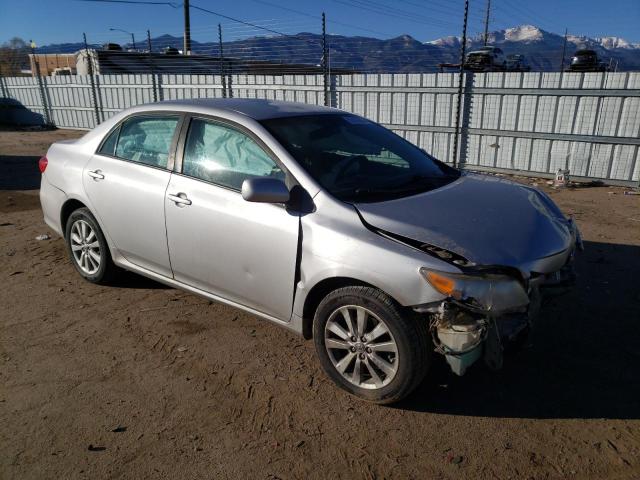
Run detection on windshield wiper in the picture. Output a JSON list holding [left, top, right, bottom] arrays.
[[338, 173, 459, 202], [400, 173, 459, 184], [346, 182, 432, 200]]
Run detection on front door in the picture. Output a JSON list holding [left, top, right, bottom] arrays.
[[83, 114, 181, 277], [164, 117, 300, 320]]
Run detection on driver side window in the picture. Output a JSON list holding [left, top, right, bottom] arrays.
[[182, 118, 284, 190]]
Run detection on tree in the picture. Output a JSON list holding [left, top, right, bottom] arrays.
[[0, 37, 30, 76]]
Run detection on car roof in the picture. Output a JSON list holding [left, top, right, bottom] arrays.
[[143, 98, 341, 120]]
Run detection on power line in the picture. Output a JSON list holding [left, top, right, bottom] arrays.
[[333, 0, 460, 29], [246, 0, 393, 37], [78, 0, 322, 44], [78, 0, 180, 7], [396, 0, 487, 22], [189, 2, 322, 46]]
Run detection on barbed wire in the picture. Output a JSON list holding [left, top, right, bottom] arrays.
[[1, 0, 624, 78]]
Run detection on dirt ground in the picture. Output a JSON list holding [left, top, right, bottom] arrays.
[[1, 127, 639, 480]]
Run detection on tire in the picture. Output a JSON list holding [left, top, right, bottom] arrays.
[[312, 286, 431, 404], [65, 207, 118, 284]]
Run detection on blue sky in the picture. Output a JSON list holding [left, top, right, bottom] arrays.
[[1, 0, 638, 47]]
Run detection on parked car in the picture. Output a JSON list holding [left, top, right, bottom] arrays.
[[567, 49, 607, 72], [505, 54, 531, 72], [464, 46, 506, 72], [52, 67, 74, 76], [103, 43, 123, 51], [39, 99, 581, 403]]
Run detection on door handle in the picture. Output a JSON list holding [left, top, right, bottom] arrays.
[[87, 170, 105, 180], [167, 192, 192, 206]]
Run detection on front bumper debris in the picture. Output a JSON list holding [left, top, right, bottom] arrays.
[[418, 253, 576, 376]]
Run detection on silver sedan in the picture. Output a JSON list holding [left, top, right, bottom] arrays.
[[39, 99, 581, 403]]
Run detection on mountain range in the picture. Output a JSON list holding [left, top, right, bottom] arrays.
[[37, 25, 640, 72]]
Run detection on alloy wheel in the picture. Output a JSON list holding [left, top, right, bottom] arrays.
[[324, 305, 399, 390], [70, 219, 101, 275]]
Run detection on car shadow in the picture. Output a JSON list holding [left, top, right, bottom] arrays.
[[0, 98, 45, 127], [395, 240, 640, 420], [0, 155, 43, 190]]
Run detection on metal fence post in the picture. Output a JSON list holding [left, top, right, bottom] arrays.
[[458, 73, 474, 167], [218, 23, 227, 98], [227, 60, 233, 99], [83, 33, 101, 126], [560, 28, 568, 72], [322, 12, 329, 107], [329, 74, 337, 109], [31, 46, 53, 126], [452, 0, 469, 167], [147, 30, 158, 102]]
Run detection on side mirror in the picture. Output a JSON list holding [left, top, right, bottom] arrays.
[[241, 178, 290, 204]]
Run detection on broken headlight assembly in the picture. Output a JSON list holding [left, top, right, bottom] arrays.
[[420, 268, 530, 313], [419, 269, 532, 376]]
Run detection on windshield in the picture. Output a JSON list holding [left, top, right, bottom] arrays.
[[260, 114, 460, 202]]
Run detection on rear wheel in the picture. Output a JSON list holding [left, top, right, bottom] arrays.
[[65, 207, 118, 284], [313, 286, 430, 404]]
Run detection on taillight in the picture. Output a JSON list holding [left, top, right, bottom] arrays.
[[39, 156, 48, 173]]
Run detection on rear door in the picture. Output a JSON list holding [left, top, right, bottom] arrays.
[[164, 116, 300, 320], [83, 113, 182, 277]]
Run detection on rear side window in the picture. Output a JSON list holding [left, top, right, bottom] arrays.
[[113, 116, 179, 168], [182, 118, 284, 190], [99, 126, 120, 156]]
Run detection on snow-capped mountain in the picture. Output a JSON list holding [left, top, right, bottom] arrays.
[[427, 25, 640, 71], [430, 25, 639, 51], [590, 36, 639, 50], [426, 36, 461, 48], [503, 25, 544, 42]]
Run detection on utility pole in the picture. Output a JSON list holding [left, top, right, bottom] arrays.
[[559, 28, 568, 72], [452, 0, 469, 168], [322, 12, 329, 107], [483, 0, 491, 46], [218, 23, 227, 98], [184, 0, 192, 55], [109, 28, 136, 50]]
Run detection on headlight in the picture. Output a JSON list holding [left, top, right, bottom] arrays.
[[420, 268, 529, 313]]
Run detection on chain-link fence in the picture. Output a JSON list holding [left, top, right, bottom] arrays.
[[1, 8, 639, 185]]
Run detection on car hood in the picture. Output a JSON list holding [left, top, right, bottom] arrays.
[[355, 174, 574, 270]]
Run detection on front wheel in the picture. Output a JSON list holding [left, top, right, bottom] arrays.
[[313, 286, 431, 404]]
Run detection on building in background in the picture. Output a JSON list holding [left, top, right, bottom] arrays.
[[74, 49, 355, 76], [29, 53, 76, 76]]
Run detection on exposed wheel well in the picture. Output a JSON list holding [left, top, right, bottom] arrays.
[[60, 199, 87, 236], [301, 277, 377, 339]]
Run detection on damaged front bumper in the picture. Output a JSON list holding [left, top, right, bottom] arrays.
[[415, 252, 578, 376]]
